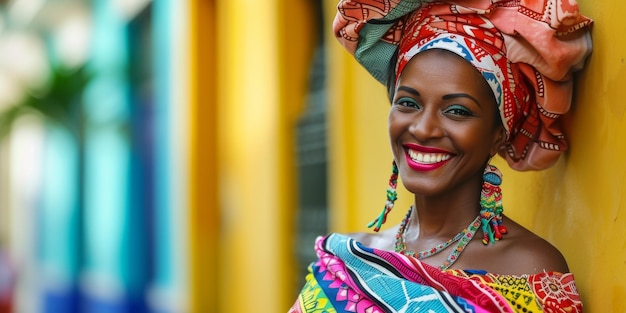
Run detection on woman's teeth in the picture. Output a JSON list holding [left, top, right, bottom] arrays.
[[408, 149, 451, 164]]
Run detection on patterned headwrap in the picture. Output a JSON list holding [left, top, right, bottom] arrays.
[[333, 0, 592, 170]]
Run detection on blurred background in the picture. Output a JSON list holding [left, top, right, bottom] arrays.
[[0, 0, 623, 312]]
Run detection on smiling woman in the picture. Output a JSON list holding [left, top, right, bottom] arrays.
[[389, 50, 505, 198], [290, 0, 593, 312]]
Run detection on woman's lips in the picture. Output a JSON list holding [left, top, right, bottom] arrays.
[[403, 143, 453, 171]]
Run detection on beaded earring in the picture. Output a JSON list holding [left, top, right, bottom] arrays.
[[367, 161, 399, 232], [480, 164, 508, 244]]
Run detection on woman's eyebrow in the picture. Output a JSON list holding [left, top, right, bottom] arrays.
[[397, 86, 420, 96], [442, 93, 481, 107]]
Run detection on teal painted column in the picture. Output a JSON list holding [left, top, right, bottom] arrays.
[[39, 124, 81, 313], [80, 0, 147, 310], [151, 0, 188, 311]]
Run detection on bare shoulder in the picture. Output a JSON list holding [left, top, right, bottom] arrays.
[[495, 216, 569, 275]]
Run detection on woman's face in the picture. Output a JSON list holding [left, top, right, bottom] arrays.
[[389, 49, 506, 197]]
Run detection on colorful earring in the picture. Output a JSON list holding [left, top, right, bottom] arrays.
[[480, 164, 508, 245], [367, 161, 399, 232]]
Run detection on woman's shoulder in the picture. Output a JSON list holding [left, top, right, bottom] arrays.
[[484, 216, 569, 275]]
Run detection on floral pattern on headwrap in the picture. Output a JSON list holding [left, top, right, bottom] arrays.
[[333, 0, 593, 171]]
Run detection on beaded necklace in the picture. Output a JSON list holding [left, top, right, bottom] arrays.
[[394, 206, 481, 270]]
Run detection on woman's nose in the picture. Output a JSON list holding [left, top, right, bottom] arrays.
[[409, 110, 444, 139]]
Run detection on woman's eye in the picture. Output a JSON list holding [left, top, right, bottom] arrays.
[[394, 97, 421, 109], [444, 105, 473, 116]]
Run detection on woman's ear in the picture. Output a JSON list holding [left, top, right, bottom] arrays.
[[490, 126, 507, 157]]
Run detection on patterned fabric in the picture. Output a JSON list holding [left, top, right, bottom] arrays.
[[289, 234, 582, 313], [333, 0, 593, 171]]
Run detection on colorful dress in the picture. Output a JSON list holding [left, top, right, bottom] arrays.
[[289, 234, 582, 313]]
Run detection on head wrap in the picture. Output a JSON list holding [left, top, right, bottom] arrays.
[[333, 0, 592, 171]]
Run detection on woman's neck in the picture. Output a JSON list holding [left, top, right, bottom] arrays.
[[407, 182, 482, 239]]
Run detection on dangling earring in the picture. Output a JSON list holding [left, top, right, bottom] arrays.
[[480, 164, 508, 245], [367, 161, 399, 232]]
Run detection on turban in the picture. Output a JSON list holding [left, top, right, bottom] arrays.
[[333, 0, 593, 170]]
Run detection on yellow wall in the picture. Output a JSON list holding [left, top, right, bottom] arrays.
[[188, 1, 219, 312], [324, 0, 625, 311], [215, 1, 287, 311], [191, 1, 315, 312]]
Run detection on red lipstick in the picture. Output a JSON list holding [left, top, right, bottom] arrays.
[[403, 143, 453, 172]]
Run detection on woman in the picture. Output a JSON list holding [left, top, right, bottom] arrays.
[[290, 0, 592, 312]]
